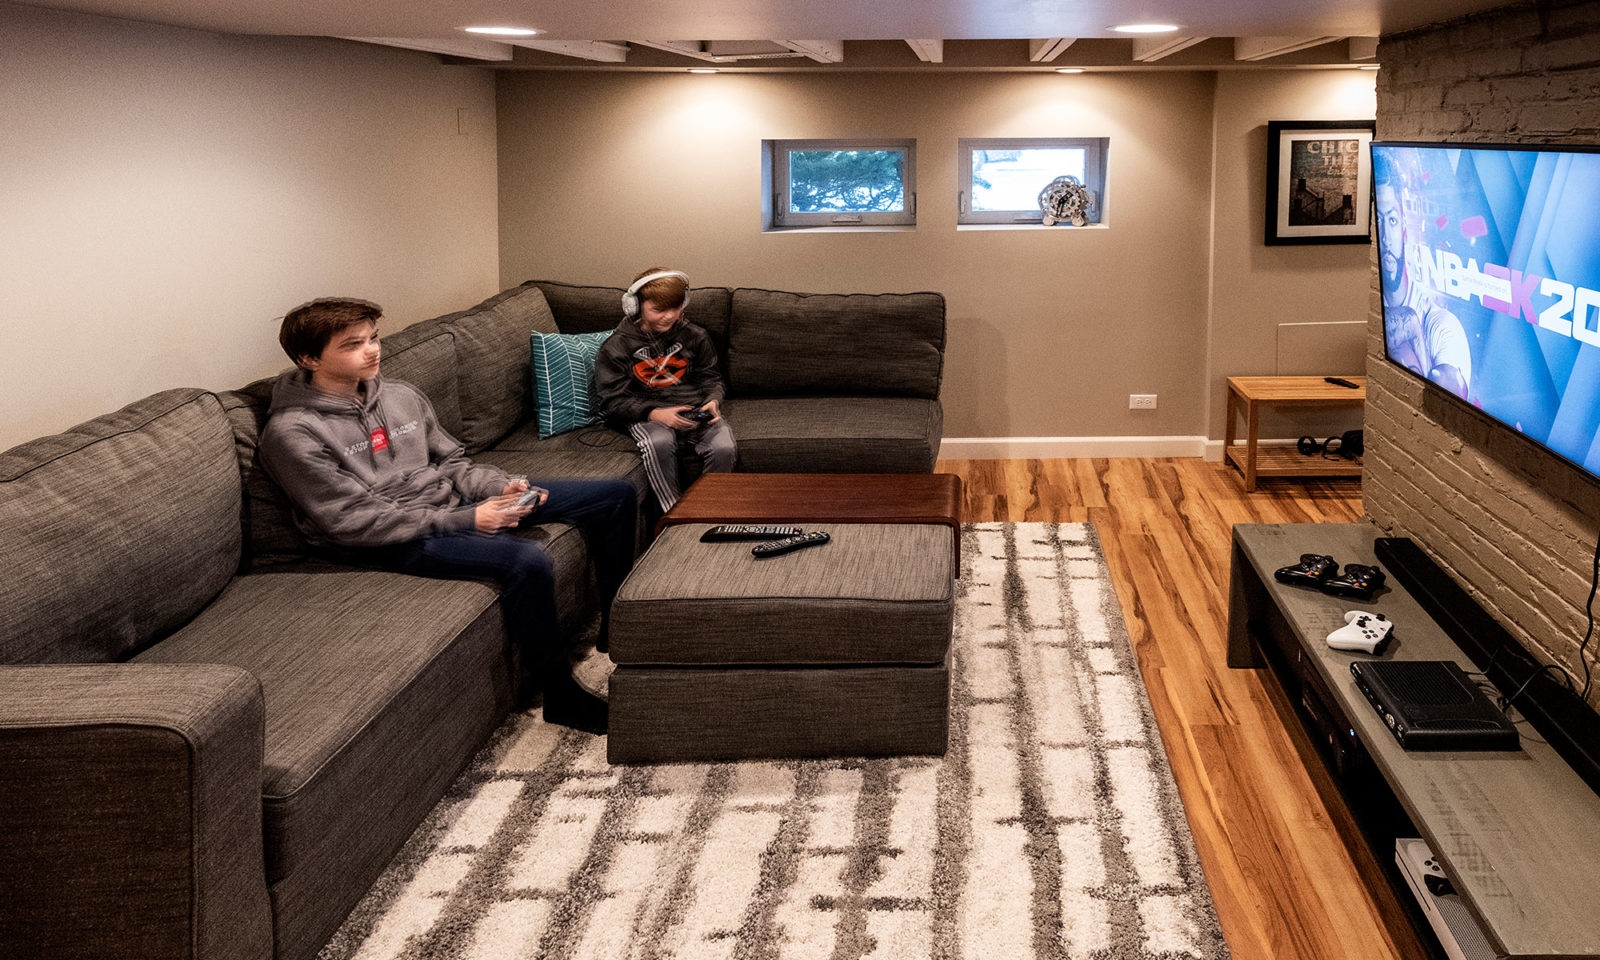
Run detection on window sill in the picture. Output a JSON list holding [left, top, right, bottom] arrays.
[[764, 224, 917, 234], [956, 223, 1110, 232]]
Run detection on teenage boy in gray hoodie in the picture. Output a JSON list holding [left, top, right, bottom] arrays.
[[593, 268, 736, 511], [259, 297, 632, 735]]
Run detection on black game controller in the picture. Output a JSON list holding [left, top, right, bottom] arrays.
[[1273, 553, 1339, 588], [684, 408, 714, 423], [1320, 563, 1386, 601]]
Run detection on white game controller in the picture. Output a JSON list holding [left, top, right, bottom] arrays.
[[1327, 610, 1393, 653]]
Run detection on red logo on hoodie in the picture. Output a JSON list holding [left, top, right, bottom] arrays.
[[370, 427, 389, 452]]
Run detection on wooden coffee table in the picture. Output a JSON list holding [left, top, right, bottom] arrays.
[[659, 473, 964, 562]]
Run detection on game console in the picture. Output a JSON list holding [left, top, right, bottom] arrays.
[[1394, 838, 1494, 960], [1349, 660, 1519, 751]]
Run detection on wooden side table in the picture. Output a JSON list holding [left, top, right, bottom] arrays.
[[1224, 376, 1365, 491]]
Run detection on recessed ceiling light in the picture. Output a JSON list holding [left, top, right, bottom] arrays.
[[1358, 64, 1381, 70], [463, 26, 538, 36], [1056, 68, 1085, 74], [688, 68, 719, 74], [1112, 23, 1180, 34]]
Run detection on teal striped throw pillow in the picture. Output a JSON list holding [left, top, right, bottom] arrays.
[[530, 330, 612, 438]]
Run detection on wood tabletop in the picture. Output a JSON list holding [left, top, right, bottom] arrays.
[[1227, 375, 1367, 404], [1233, 522, 1600, 959]]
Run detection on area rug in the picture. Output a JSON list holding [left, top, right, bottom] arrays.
[[318, 522, 1230, 960]]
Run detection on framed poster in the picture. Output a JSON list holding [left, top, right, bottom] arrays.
[[1265, 120, 1375, 245]]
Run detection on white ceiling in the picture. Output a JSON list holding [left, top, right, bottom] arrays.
[[19, 0, 1511, 67]]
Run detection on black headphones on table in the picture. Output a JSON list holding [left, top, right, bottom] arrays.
[[1298, 429, 1364, 460]]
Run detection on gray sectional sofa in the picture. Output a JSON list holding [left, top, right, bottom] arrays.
[[0, 280, 945, 960]]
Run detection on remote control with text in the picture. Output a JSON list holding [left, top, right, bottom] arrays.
[[700, 524, 804, 542]]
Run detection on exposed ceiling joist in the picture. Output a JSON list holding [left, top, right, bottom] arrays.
[[1028, 38, 1077, 62], [905, 39, 944, 62], [512, 38, 629, 62], [1233, 35, 1344, 60], [630, 39, 720, 62], [779, 40, 845, 63], [345, 36, 513, 61], [1130, 36, 1207, 62], [1348, 36, 1379, 60]]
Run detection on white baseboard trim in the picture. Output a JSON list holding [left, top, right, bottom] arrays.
[[938, 436, 1210, 460], [1201, 438, 1303, 462], [938, 436, 1307, 462]]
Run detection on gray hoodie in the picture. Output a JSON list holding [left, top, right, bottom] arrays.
[[259, 369, 510, 548]]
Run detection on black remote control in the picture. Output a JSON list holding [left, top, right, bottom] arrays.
[[700, 524, 803, 542], [1324, 377, 1359, 389], [751, 531, 830, 557]]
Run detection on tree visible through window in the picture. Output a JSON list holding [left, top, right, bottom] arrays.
[[768, 139, 917, 227], [789, 150, 905, 213]]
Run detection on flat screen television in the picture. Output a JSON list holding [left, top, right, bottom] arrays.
[[1372, 140, 1600, 477]]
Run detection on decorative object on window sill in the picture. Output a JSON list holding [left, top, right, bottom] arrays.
[[1038, 174, 1096, 226]]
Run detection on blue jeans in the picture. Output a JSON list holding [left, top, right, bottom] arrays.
[[357, 479, 637, 679]]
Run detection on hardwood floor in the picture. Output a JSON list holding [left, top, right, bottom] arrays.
[[935, 457, 1428, 960]]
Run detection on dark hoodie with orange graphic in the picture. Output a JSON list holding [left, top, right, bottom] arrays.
[[259, 368, 510, 548], [593, 317, 725, 428]]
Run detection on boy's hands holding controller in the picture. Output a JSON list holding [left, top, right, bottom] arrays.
[[475, 478, 546, 533], [649, 400, 721, 430]]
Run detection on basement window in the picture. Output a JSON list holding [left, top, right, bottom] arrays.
[[958, 138, 1109, 225], [768, 139, 917, 227]]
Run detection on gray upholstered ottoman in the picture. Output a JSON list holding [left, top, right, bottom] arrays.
[[607, 522, 955, 763]]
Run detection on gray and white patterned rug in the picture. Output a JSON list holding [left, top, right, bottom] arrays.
[[319, 522, 1230, 960]]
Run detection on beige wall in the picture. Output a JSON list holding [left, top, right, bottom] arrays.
[[1366, 0, 1600, 702], [497, 68, 1376, 444], [0, 4, 500, 450], [497, 70, 1224, 441], [1207, 70, 1376, 441]]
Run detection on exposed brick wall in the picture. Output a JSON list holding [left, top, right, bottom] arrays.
[[1367, 0, 1600, 702]]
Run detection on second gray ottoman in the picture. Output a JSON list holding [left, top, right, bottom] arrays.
[[607, 522, 954, 763]]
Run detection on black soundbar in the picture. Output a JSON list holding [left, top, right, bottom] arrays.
[[1374, 537, 1600, 795]]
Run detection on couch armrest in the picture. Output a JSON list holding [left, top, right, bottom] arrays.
[[0, 664, 273, 960]]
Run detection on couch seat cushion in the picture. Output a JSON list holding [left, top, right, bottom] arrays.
[[0, 389, 241, 665], [721, 396, 942, 473], [727, 289, 945, 398], [132, 568, 508, 884], [610, 522, 954, 667], [379, 319, 463, 440], [435, 284, 558, 454]]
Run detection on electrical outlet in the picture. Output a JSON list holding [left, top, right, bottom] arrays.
[[1129, 394, 1157, 410]]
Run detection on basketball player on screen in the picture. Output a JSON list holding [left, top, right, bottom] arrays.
[[1375, 159, 1471, 400]]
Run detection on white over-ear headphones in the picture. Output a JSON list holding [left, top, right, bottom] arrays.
[[622, 270, 691, 320]]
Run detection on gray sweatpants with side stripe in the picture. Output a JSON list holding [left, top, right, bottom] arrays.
[[628, 419, 737, 511]]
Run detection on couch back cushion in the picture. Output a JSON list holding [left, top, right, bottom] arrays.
[[529, 280, 734, 377], [0, 389, 242, 664], [380, 318, 463, 440], [435, 284, 558, 453], [219, 380, 311, 571], [727, 289, 946, 398]]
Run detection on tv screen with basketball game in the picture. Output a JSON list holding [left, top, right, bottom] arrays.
[[1373, 141, 1600, 477]]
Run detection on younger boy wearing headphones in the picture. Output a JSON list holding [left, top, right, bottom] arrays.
[[594, 268, 736, 511]]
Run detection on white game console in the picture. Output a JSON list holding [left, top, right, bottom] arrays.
[[1393, 838, 1494, 960]]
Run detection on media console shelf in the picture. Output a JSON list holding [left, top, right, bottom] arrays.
[[1229, 522, 1600, 959]]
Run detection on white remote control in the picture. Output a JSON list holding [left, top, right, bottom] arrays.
[[1327, 610, 1393, 653]]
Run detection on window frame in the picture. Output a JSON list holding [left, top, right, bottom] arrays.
[[770, 138, 918, 227], [958, 137, 1109, 225]]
